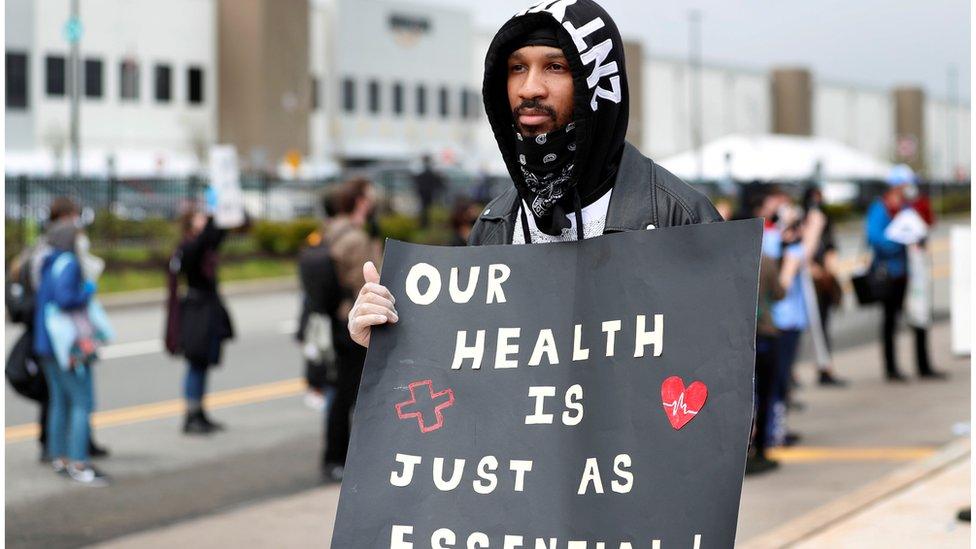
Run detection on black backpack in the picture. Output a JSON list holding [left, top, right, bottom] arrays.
[[298, 241, 342, 317], [5, 329, 47, 402], [5, 248, 37, 325]]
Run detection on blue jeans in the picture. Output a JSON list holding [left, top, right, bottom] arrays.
[[184, 364, 209, 402], [40, 357, 93, 462], [766, 328, 803, 447]]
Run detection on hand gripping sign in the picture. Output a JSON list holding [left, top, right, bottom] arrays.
[[332, 219, 762, 548]]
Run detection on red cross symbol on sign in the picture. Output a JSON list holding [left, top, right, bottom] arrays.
[[395, 380, 455, 434]]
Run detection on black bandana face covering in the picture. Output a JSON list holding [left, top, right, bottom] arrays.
[[513, 121, 577, 224]]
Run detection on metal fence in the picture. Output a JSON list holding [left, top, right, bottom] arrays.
[[3, 175, 335, 255], [4, 175, 331, 223]]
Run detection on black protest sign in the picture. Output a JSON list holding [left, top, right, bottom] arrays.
[[331, 219, 763, 548]]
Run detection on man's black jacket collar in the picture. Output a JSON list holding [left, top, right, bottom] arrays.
[[469, 142, 723, 246]]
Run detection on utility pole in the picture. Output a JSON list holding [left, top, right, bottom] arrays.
[[66, 0, 82, 178], [941, 66, 958, 217], [688, 10, 703, 183]]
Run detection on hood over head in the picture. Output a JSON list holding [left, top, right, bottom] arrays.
[[482, 0, 629, 235], [45, 219, 80, 253]]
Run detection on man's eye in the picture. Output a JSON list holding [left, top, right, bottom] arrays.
[[548, 63, 566, 72], [510, 64, 526, 73]]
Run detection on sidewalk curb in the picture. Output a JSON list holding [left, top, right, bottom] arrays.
[[98, 276, 298, 311], [742, 436, 971, 549]]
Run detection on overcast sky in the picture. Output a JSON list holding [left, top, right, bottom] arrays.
[[411, 0, 970, 102]]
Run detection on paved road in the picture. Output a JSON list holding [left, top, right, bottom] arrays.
[[81, 322, 970, 549], [4, 221, 966, 547]]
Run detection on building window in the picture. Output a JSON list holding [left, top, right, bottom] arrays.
[[154, 64, 171, 102], [460, 89, 470, 119], [438, 86, 449, 118], [120, 60, 140, 101], [342, 78, 356, 113], [187, 66, 204, 105], [46, 55, 66, 97], [84, 59, 103, 98], [368, 80, 380, 114], [6, 52, 28, 109], [311, 77, 319, 111], [416, 84, 426, 117], [392, 82, 404, 115], [470, 90, 481, 119]]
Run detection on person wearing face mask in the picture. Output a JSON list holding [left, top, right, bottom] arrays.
[[866, 166, 944, 382], [802, 186, 846, 387], [33, 211, 110, 485], [168, 203, 236, 435], [16, 197, 110, 464], [767, 202, 826, 447], [320, 178, 383, 483], [347, 0, 722, 349]]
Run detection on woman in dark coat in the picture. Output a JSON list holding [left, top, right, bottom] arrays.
[[169, 208, 234, 434]]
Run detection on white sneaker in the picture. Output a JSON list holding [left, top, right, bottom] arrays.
[[304, 391, 326, 412], [67, 463, 110, 487]]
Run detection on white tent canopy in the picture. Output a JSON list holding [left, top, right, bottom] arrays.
[[658, 134, 893, 182]]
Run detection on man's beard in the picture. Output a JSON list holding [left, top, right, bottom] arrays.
[[513, 99, 559, 136]]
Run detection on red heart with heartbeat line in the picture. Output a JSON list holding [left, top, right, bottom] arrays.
[[660, 376, 708, 430]]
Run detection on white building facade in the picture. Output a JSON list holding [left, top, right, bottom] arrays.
[[640, 55, 970, 182], [4, 0, 969, 182], [5, 0, 216, 176], [309, 0, 481, 168]]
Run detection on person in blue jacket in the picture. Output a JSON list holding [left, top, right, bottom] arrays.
[[33, 218, 109, 486], [866, 166, 943, 381]]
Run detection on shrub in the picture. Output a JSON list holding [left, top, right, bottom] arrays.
[[378, 213, 420, 242], [252, 218, 318, 256], [822, 203, 857, 222]]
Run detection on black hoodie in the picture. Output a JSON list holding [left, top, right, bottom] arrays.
[[483, 0, 628, 235]]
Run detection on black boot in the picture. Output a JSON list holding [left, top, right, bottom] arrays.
[[200, 410, 226, 432], [89, 438, 110, 459], [183, 411, 215, 435]]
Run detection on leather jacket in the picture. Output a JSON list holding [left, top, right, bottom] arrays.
[[469, 142, 723, 246]]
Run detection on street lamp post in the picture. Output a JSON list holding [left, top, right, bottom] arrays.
[[688, 10, 703, 184], [67, 0, 82, 179]]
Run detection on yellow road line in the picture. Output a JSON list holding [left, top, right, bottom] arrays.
[[5, 378, 306, 443], [768, 446, 936, 463]]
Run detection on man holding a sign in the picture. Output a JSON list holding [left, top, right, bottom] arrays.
[[350, 0, 720, 342], [336, 1, 761, 546]]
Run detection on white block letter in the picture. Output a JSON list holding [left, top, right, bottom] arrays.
[[432, 528, 457, 549], [451, 330, 485, 370], [449, 266, 480, 303], [467, 533, 490, 549], [601, 320, 621, 356], [577, 457, 604, 494], [405, 263, 441, 305], [503, 536, 524, 549], [433, 457, 465, 491], [486, 264, 511, 304], [611, 454, 633, 493], [562, 17, 605, 52], [635, 314, 664, 358], [526, 386, 556, 424], [391, 525, 414, 548], [473, 456, 498, 495], [390, 453, 422, 487], [510, 459, 533, 492], [495, 327, 521, 369], [573, 323, 590, 361], [528, 328, 560, 366], [563, 384, 584, 426]]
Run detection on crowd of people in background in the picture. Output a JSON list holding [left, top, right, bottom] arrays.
[[733, 164, 947, 476], [4, 158, 951, 488], [7, 197, 112, 485]]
